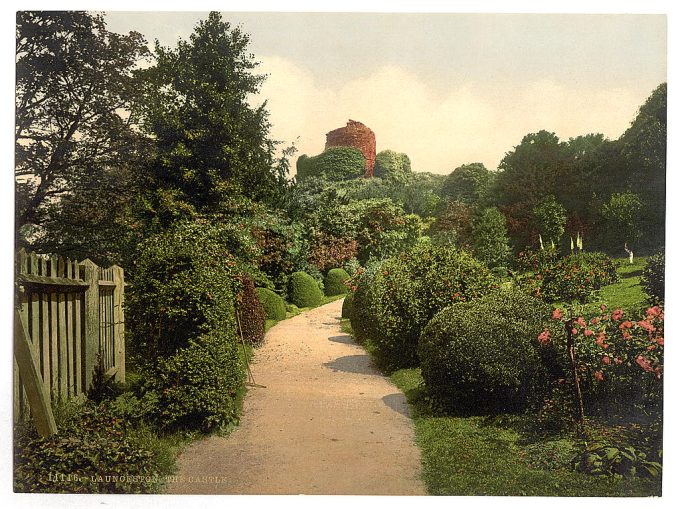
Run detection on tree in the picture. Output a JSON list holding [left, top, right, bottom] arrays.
[[470, 207, 511, 268], [15, 11, 149, 238], [441, 163, 493, 205], [532, 195, 567, 247], [137, 12, 287, 226], [600, 192, 643, 253], [373, 150, 412, 182]]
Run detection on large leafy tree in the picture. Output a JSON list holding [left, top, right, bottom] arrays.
[[15, 11, 149, 240], [441, 162, 493, 206], [137, 12, 287, 226]]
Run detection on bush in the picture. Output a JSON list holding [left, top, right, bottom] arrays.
[[235, 274, 266, 345], [540, 252, 618, 303], [418, 287, 555, 412], [642, 250, 664, 305], [296, 147, 366, 182], [145, 331, 244, 431], [352, 244, 497, 370], [288, 271, 324, 308], [309, 233, 358, 272], [515, 247, 559, 273], [349, 261, 385, 344], [256, 287, 287, 321], [469, 207, 511, 268], [14, 401, 173, 493], [126, 221, 244, 431], [342, 293, 354, 318], [325, 268, 350, 296]]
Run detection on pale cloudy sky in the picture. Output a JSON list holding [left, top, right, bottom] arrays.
[[106, 12, 666, 174]]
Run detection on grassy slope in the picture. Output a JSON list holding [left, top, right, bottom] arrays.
[[341, 260, 661, 496]]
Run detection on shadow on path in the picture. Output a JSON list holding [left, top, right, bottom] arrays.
[[382, 393, 411, 418], [328, 334, 355, 345], [324, 355, 377, 375]]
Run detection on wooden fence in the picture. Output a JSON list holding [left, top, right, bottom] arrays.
[[14, 249, 126, 434]]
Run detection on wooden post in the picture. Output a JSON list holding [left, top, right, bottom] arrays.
[[81, 259, 100, 393], [112, 265, 126, 383], [14, 309, 57, 436]]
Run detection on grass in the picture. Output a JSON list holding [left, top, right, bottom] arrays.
[[341, 318, 661, 497]]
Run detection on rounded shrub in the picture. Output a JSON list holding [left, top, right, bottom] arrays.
[[540, 252, 618, 303], [325, 268, 350, 296], [418, 287, 555, 413], [256, 287, 287, 321], [236, 274, 266, 346], [349, 261, 384, 344], [342, 292, 354, 318], [642, 250, 664, 305], [288, 271, 324, 308], [353, 244, 498, 370]]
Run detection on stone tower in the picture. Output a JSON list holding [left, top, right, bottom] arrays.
[[324, 120, 376, 177]]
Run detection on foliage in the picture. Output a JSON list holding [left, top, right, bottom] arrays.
[[429, 201, 474, 248], [296, 147, 366, 182], [543, 305, 664, 416], [137, 12, 287, 225], [341, 293, 354, 319], [324, 268, 351, 296], [373, 149, 412, 182], [144, 330, 244, 431], [15, 12, 150, 233], [540, 252, 619, 303], [515, 247, 559, 273], [573, 442, 662, 479], [469, 207, 511, 268], [441, 163, 493, 205], [351, 244, 497, 369], [418, 287, 555, 412], [308, 232, 358, 272], [236, 274, 266, 346], [126, 220, 240, 360], [532, 195, 567, 246], [14, 401, 173, 493], [348, 260, 385, 344], [288, 271, 324, 308], [641, 250, 664, 305], [256, 287, 287, 321], [600, 192, 643, 251]]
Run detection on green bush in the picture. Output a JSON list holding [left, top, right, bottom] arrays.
[[418, 287, 555, 412], [256, 287, 287, 321], [352, 244, 497, 370], [642, 250, 664, 304], [126, 221, 244, 431], [349, 261, 384, 344], [342, 292, 354, 318], [14, 401, 173, 493], [469, 207, 511, 268], [145, 331, 244, 431], [236, 274, 266, 345], [288, 271, 324, 308], [540, 252, 618, 303], [325, 268, 350, 296]]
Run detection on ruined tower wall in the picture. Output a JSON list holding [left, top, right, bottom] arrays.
[[324, 120, 376, 177]]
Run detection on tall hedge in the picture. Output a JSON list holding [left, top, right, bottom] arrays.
[[352, 244, 497, 370], [236, 274, 266, 345], [126, 221, 244, 430], [418, 287, 556, 412], [288, 271, 323, 308], [642, 250, 664, 305]]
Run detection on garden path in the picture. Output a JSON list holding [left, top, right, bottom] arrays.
[[165, 298, 426, 495]]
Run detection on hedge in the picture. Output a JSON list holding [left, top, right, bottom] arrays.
[[288, 271, 324, 308], [236, 274, 266, 345], [325, 268, 350, 296], [256, 287, 287, 321]]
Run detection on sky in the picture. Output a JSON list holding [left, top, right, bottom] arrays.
[[105, 11, 666, 175]]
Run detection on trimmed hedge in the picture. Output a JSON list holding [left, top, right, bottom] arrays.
[[351, 244, 497, 370], [256, 287, 287, 321], [236, 274, 266, 345], [325, 268, 350, 296], [288, 271, 323, 308], [642, 250, 664, 305], [418, 287, 556, 412], [342, 292, 354, 319]]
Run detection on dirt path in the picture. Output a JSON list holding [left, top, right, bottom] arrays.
[[166, 299, 426, 495]]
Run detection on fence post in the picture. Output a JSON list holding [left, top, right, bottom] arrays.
[[14, 309, 57, 436], [112, 265, 126, 383], [81, 259, 99, 393]]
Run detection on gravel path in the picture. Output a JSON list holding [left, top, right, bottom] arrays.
[[166, 298, 426, 495]]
